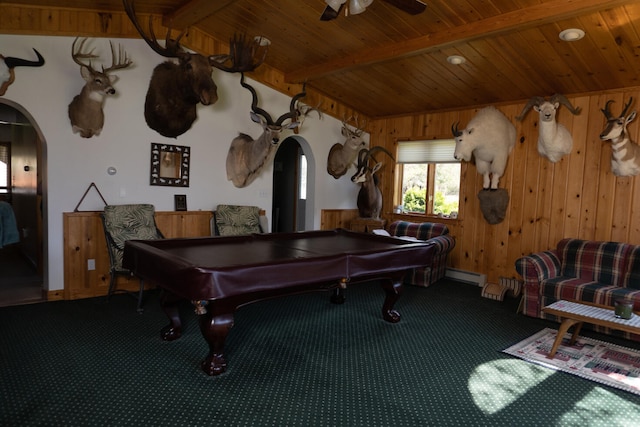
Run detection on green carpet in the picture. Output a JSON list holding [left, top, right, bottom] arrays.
[[1, 279, 640, 426]]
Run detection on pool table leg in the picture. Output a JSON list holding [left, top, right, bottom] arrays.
[[198, 311, 235, 376], [159, 290, 183, 341], [380, 274, 404, 323]]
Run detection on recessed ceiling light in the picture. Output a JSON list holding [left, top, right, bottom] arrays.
[[254, 36, 271, 46], [447, 55, 466, 65], [559, 28, 585, 42]]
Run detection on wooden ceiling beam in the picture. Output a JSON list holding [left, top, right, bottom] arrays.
[[162, 0, 237, 29], [285, 0, 633, 83]]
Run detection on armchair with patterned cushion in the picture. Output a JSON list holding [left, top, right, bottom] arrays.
[[212, 204, 268, 236], [101, 204, 163, 313]]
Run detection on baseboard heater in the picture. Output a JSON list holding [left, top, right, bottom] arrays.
[[445, 268, 487, 287]]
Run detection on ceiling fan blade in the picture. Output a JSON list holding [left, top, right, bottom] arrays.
[[381, 0, 427, 15], [320, 4, 345, 21]]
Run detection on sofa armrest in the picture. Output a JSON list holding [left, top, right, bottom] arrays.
[[515, 250, 561, 288], [429, 234, 455, 255]]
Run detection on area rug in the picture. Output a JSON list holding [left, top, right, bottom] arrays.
[[503, 328, 640, 396]]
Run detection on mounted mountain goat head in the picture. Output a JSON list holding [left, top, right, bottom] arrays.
[[68, 37, 132, 138], [351, 146, 395, 219], [327, 116, 368, 179], [0, 48, 45, 96], [226, 74, 308, 188], [516, 93, 581, 162], [452, 106, 516, 190], [123, 0, 268, 138], [599, 97, 640, 177]]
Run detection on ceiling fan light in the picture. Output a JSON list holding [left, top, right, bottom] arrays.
[[349, 0, 373, 15], [325, 0, 347, 12], [447, 55, 466, 65]]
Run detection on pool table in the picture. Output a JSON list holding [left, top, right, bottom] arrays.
[[123, 228, 434, 376]]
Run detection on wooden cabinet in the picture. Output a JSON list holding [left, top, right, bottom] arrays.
[[63, 211, 213, 300]]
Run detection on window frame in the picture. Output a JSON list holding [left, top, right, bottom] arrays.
[[394, 138, 461, 218]]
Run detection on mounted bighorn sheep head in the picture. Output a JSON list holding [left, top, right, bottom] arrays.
[[226, 73, 309, 188], [123, 0, 268, 138], [351, 146, 395, 219], [599, 97, 640, 177], [327, 116, 368, 179], [516, 93, 581, 162], [68, 37, 133, 138], [0, 48, 45, 96]]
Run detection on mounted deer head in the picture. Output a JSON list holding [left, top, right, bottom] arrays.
[[351, 146, 395, 219], [123, 0, 268, 138], [68, 37, 132, 138], [226, 73, 307, 188], [327, 115, 367, 179], [0, 48, 45, 96]]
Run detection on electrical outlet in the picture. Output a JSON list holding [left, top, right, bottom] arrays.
[[87, 259, 96, 271]]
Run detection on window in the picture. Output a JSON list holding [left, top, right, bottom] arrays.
[[395, 139, 460, 217]]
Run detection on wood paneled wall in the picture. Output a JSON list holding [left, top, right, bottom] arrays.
[[62, 210, 212, 300], [369, 89, 640, 285]]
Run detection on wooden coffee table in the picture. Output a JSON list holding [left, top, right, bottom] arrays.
[[542, 300, 640, 359]]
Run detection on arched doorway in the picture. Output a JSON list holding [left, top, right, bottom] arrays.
[[0, 100, 47, 306], [272, 136, 315, 233]]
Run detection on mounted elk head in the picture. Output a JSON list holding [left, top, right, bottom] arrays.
[[0, 48, 45, 96], [516, 93, 581, 162], [123, 0, 268, 138], [327, 116, 367, 179], [599, 97, 640, 177], [226, 73, 308, 188], [351, 146, 395, 219], [68, 38, 132, 138]]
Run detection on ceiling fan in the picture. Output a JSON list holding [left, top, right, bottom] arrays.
[[320, 0, 427, 21]]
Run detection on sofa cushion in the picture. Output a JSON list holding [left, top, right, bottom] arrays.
[[624, 246, 640, 289], [389, 221, 449, 240], [558, 238, 631, 287]]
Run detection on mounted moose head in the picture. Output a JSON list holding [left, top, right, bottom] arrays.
[[68, 38, 133, 138], [0, 48, 45, 96], [123, 0, 268, 138], [351, 146, 395, 219], [327, 116, 367, 179], [226, 73, 308, 188], [599, 97, 640, 177]]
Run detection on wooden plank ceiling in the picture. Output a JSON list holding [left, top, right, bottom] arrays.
[[5, 0, 640, 118]]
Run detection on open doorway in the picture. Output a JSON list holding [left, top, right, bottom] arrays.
[[0, 100, 46, 306], [272, 136, 315, 233]]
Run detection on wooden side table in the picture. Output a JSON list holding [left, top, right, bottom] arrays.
[[349, 218, 386, 233]]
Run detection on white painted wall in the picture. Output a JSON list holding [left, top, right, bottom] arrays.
[[0, 34, 365, 292]]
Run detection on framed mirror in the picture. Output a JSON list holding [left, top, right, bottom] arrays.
[[150, 143, 190, 187]]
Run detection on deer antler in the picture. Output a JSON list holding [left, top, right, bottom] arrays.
[[240, 72, 274, 123], [275, 82, 307, 126], [210, 33, 269, 73], [71, 37, 99, 68], [102, 41, 133, 73]]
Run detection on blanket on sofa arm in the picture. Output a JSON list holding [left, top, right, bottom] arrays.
[[516, 238, 640, 339], [388, 221, 455, 287]]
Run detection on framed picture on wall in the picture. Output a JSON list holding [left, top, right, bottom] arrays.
[[150, 143, 190, 187], [174, 194, 187, 211]]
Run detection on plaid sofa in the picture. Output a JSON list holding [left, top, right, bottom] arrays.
[[516, 238, 640, 337], [388, 221, 455, 287]]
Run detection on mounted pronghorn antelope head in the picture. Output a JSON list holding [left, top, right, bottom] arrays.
[[327, 115, 368, 179], [351, 146, 395, 219], [123, 0, 268, 138], [67, 37, 133, 138], [226, 73, 307, 188], [0, 48, 45, 96], [599, 97, 640, 177]]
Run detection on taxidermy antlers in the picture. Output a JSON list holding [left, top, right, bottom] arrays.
[[226, 73, 307, 188], [327, 116, 367, 179], [351, 146, 395, 219], [516, 93, 581, 162], [0, 48, 45, 96], [123, 0, 268, 138], [599, 97, 640, 177], [68, 38, 132, 138]]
